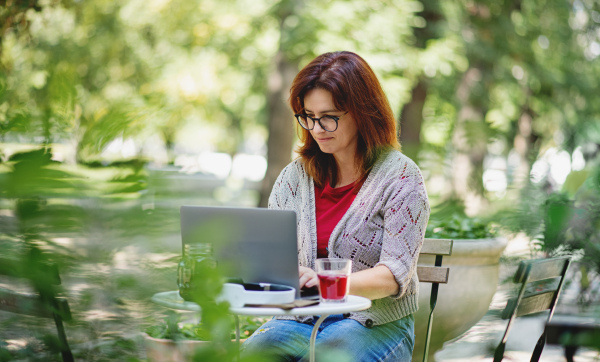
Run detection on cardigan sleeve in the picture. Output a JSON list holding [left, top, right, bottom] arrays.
[[267, 161, 301, 210], [375, 171, 430, 300], [267, 170, 284, 210]]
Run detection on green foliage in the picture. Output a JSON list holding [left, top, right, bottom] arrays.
[[145, 313, 264, 342], [231, 317, 267, 340], [542, 192, 574, 252], [425, 198, 497, 239], [500, 161, 600, 274], [426, 213, 496, 239], [146, 311, 211, 341], [559, 164, 600, 273], [0, 345, 10, 362]]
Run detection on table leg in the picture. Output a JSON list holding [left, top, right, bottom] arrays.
[[234, 315, 240, 343], [310, 315, 328, 362], [234, 315, 241, 362]]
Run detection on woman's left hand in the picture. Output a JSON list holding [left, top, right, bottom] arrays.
[[298, 266, 319, 289]]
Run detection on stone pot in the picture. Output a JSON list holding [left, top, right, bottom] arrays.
[[412, 237, 508, 361], [144, 333, 210, 362], [144, 333, 247, 362]]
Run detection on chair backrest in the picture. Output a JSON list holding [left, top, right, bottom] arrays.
[[416, 238, 453, 362], [417, 238, 453, 283], [0, 256, 73, 362], [493, 256, 571, 362]]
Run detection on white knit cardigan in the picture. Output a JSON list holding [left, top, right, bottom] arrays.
[[268, 149, 430, 327]]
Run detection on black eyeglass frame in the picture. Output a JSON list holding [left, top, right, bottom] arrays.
[[294, 112, 348, 132]]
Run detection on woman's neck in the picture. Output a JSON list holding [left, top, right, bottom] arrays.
[[334, 158, 360, 188]]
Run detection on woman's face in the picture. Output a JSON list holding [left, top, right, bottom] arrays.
[[303, 88, 359, 163]]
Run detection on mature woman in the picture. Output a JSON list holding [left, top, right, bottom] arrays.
[[243, 51, 430, 361]]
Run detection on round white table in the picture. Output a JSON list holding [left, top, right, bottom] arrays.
[[152, 291, 372, 362]]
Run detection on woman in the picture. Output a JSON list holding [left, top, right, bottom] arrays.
[[243, 51, 430, 361]]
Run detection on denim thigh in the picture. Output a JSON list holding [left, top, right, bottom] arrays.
[[242, 314, 415, 362], [241, 318, 313, 361], [310, 314, 415, 362]]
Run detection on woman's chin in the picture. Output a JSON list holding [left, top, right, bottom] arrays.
[[317, 145, 335, 154]]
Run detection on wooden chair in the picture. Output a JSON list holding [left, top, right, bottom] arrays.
[[416, 238, 453, 362], [0, 256, 73, 362], [493, 256, 571, 362]]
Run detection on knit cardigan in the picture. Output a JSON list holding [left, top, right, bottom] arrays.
[[268, 149, 430, 327]]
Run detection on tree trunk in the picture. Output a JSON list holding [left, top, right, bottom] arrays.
[[397, 0, 443, 160], [451, 67, 488, 215], [511, 104, 539, 189], [399, 79, 427, 161], [258, 51, 298, 207]]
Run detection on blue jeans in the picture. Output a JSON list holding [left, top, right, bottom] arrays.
[[241, 314, 415, 362]]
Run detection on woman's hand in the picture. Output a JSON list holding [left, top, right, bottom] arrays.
[[298, 266, 319, 289]]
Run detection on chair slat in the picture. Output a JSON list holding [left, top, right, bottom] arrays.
[[417, 266, 450, 284], [514, 257, 569, 283], [421, 238, 453, 256], [501, 291, 555, 319], [0, 288, 72, 320]]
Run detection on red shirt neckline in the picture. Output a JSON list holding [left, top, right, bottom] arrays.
[[314, 181, 358, 258]]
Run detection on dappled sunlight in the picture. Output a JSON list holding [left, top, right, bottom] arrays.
[[81, 310, 122, 322], [4, 339, 28, 350], [77, 263, 113, 277], [502, 233, 534, 258], [113, 245, 145, 271], [51, 237, 77, 248], [68, 282, 98, 295], [143, 252, 180, 268]]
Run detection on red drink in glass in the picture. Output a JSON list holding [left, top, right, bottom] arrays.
[[318, 273, 349, 301], [316, 258, 352, 303]]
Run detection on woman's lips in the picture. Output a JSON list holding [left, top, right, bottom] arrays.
[[316, 137, 333, 142]]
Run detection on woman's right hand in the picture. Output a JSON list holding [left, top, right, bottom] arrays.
[[299, 266, 319, 289]]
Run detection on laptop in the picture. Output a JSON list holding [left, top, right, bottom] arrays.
[[180, 205, 319, 300]]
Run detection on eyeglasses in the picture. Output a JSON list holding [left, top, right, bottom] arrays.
[[294, 112, 347, 132]]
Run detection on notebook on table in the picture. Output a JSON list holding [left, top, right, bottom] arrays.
[[180, 205, 319, 300]]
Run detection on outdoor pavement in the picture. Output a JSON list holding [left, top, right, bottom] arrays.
[[433, 235, 599, 362]]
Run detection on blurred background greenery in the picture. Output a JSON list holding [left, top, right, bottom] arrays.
[[1, 0, 600, 360]]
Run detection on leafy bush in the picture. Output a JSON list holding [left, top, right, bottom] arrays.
[[543, 164, 600, 273], [425, 198, 497, 239], [145, 312, 264, 341], [145, 315, 210, 341], [426, 213, 496, 239]]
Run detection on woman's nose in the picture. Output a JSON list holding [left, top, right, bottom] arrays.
[[312, 120, 326, 133]]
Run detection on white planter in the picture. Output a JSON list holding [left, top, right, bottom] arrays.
[[144, 333, 247, 361], [412, 237, 508, 361], [144, 333, 210, 362]]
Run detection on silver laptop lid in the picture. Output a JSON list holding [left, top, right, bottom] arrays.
[[180, 206, 302, 298]]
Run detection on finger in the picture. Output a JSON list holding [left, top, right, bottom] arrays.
[[299, 273, 310, 288], [298, 266, 308, 276], [305, 275, 319, 288], [298, 266, 313, 276]]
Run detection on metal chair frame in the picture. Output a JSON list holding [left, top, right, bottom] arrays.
[[417, 238, 453, 362], [493, 256, 571, 362]]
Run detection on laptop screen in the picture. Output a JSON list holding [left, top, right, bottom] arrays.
[[180, 206, 303, 298]]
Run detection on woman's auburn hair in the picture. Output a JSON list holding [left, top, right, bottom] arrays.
[[289, 51, 400, 189]]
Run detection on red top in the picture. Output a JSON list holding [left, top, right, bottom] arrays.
[[314, 181, 358, 258]]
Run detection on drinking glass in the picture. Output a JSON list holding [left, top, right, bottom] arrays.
[[315, 258, 352, 303]]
